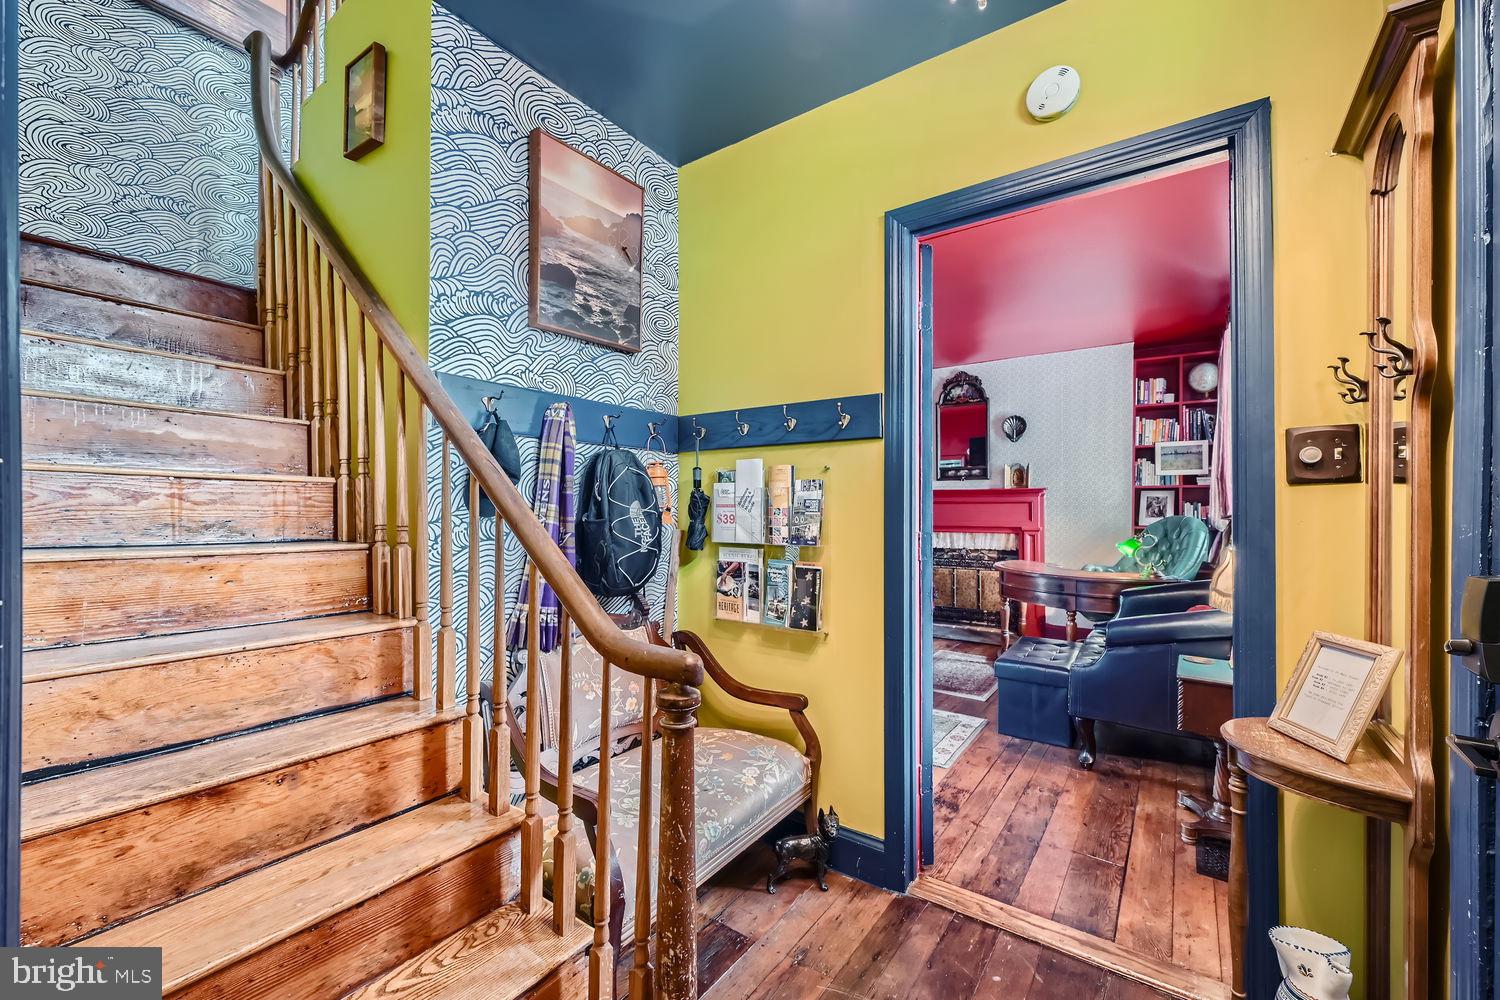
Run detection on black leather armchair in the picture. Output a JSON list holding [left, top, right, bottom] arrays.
[[1068, 580, 1232, 770]]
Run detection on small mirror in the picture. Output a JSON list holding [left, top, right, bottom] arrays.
[[937, 371, 989, 481]]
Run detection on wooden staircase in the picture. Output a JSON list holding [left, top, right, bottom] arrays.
[[17, 237, 587, 998]]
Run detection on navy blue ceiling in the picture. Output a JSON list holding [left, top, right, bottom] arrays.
[[441, 0, 1066, 166]]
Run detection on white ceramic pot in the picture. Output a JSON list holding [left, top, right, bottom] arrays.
[[1270, 926, 1353, 1000]]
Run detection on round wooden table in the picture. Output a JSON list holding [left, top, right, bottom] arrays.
[[995, 559, 1151, 641]]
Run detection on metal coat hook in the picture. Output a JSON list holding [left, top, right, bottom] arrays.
[[1328, 357, 1370, 405], [734, 411, 750, 436], [481, 389, 505, 413], [783, 405, 797, 432], [836, 401, 851, 430], [646, 421, 665, 452], [1359, 317, 1414, 400], [691, 417, 707, 442]]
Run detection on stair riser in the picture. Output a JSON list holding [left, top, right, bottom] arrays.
[[22, 284, 264, 366], [22, 237, 259, 324], [24, 547, 370, 648], [20, 718, 462, 947], [23, 627, 413, 772], [23, 335, 284, 416], [23, 394, 308, 476], [171, 833, 517, 999], [24, 470, 334, 546], [523, 953, 588, 1000]]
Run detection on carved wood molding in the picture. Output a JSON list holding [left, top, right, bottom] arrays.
[[1334, 0, 1443, 155]]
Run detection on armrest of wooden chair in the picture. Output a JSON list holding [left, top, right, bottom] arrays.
[[670, 628, 823, 832]]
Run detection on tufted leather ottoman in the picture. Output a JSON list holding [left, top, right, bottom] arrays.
[[992, 636, 1087, 748]]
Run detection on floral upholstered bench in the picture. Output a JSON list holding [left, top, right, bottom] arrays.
[[502, 624, 821, 947]]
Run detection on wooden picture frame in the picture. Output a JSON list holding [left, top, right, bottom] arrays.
[[528, 129, 646, 353], [1155, 438, 1211, 476], [343, 42, 387, 160], [1268, 631, 1403, 762]]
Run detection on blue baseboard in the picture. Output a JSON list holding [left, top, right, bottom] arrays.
[[829, 827, 905, 892]]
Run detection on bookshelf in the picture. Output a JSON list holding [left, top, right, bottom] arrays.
[[1131, 337, 1223, 532]]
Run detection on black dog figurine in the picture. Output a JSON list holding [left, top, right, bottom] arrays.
[[768, 807, 839, 893]]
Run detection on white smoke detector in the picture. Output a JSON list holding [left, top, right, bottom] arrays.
[[1026, 65, 1080, 122]]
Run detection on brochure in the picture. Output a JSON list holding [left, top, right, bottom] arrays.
[[742, 548, 763, 623], [790, 479, 824, 546], [763, 558, 793, 628], [767, 464, 794, 545], [789, 563, 823, 632], [715, 547, 757, 620], [711, 482, 737, 543], [734, 458, 765, 544]]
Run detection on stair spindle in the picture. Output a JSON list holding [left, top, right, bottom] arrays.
[[332, 271, 352, 541], [488, 516, 507, 815], [369, 342, 391, 615], [463, 474, 484, 802], [520, 563, 545, 913], [306, 238, 325, 476], [258, 169, 271, 365], [320, 254, 337, 477], [589, 661, 615, 999], [629, 672, 657, 1000], [393, 374, 414, 618], [436, 435, 457, 710], [286, 206, 304, 418], [553, 607, 576, 935], [353, 312, 370, 544], [412, 408, 433, 702]]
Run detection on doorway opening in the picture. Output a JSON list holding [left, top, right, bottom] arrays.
[[883, 101, 1278, 998], [921, 153, 1234, 990]]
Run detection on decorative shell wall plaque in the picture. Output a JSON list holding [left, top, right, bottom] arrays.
[[1001, 415, 1028, 443]]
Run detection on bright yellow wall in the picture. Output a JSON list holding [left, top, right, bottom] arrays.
[[677, 0, 1448, 989], [293, 0, 430, 348]]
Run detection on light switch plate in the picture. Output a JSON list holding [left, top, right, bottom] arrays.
[[1285, 424, 1362, 484]]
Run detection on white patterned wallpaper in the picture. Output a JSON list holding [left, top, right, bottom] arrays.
[[935, 343, 1134, 569], [19, 0, 262, 286], [429, 6, 680, 701]]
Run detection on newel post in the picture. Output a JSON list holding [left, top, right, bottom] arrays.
[[655, 681, 700, 1000]]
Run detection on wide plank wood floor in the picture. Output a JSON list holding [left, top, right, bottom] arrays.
[[633, 845, 1173, 1000], [928, 640, 1230, 984]]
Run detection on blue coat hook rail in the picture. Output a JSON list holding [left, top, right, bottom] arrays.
[[438, 373, 678, 451], [439, 374, 882, 455], [678, 393, 884, 451]]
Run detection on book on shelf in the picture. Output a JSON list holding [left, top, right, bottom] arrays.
[[1134, 458, 1162, 486], [1134, 377, 1176, 404], [767, 464, 794, 545], [1134, 415, 1180, 445], [763, 558, 793, 628], [790, 479, 824, 546], [1182, 500, 1210, 521], [789, 563, 823, 632], [1184, 406, 1217, 440]]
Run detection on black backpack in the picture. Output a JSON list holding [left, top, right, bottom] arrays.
[[576, 446, 663, 608]]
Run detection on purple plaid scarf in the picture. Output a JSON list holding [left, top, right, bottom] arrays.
[[508, 402, 576, 653]]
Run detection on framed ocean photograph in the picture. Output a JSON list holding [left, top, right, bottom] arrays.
[[343, 42, 387, 160], [528, 129, 645, 353]]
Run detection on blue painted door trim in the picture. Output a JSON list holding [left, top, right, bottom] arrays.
[[918, 241, 935, 869], [884, 100, 1279, 995], [1451, 0, 1498, 995], [0, 0, 20, 949]]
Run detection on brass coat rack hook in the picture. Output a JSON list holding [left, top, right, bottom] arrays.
[[1360, 317, 1413, 399], [734, 411, 750, 436], [836, 401, 851, 430], [783, 405, 797, 432], [1328, 356, 1370, 405]]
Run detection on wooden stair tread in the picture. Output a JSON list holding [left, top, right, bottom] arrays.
[[22, 278, 265, 332], [24, 613, 414, 682], [23, 329, 283, 376], [342, 905, 591, 1000], [23, 540, 367, 562], [87, 797, 523, 994], [23, 462, 333, 484], [21, 389, 306, 425], [22, 699, 458, 840]]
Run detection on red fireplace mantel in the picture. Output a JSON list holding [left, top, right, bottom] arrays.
[[933, 487, 1045, 561]]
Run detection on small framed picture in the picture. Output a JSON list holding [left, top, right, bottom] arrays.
[[1137, 489, 1175, 525], [1268, 631, 1403, 762], [1156, 439, 1211, 476], [344, 42, 387, 160]]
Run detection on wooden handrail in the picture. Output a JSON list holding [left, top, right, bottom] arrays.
[[272, 0, 321, 69], [243, 31, 701, 688]]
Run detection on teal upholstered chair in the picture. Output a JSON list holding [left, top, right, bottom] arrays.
[[1084, 515, 1212, 581]]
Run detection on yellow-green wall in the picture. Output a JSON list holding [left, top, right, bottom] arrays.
[[293, 0, 430, 348], [676, 0, 1451, 991]]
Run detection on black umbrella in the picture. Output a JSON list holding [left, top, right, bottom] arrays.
[[685, 426, 709, 550]]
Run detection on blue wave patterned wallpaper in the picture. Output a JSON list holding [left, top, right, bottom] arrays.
[[19, 0, 261, 286], [429, 5, 680, 702]]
